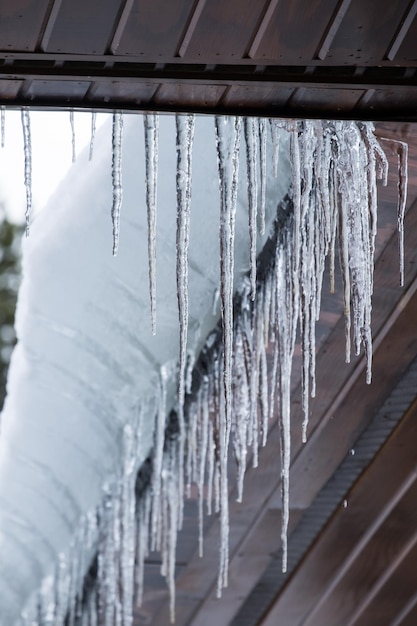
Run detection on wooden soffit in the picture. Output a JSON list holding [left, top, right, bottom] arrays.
[[0, 0, 417, 119]]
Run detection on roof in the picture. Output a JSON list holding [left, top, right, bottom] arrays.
[[3, 3, 417, 625], [1, 0, 417, 119]]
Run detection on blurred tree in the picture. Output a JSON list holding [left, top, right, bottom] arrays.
[[0, 209, 23, 411]]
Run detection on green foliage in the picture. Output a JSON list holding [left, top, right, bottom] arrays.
[[0, 214, 23, 411]]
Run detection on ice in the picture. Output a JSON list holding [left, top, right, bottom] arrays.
[[215, 115, 242, 593], [21, 107, 32, 237], [175, 113, 195, 517], [1, 114, 403, 624], [144, 113, 159, 335], [89, 112, 97, 162], [70, 110, 76, 163], [258, 117, 267, 236], [198, 379, 209, 557], [243, 117, 259, 299], [111, 112, 124, 256], [1, 105, 5, 148], [380, 135, 408, 285]]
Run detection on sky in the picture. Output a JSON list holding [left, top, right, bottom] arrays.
[[0, 109, 109, 224]]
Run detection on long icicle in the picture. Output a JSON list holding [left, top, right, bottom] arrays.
[[215, 114, 241, 594], [21, 107, 32, 237], [1, 105, 5, 148], [243, 117, 258, 300], [70, 109, 76, 163], [111, 112, 123, 256], [380, 136, 408, 285], [89, 111, 97, 162], [144, 113, 159, 335], [258, 117, 267, 236], [175, 112, 195, 527]]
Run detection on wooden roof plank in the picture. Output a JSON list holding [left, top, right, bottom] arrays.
[[299, 473, 417, 625], [249, 0, 343, 63], [354, 549, 417, 625], [0, 0, 52, 52], [392, 591, 417, 626], [389, 5, 417, 62], [316, 0, 352, 60], [345, 527, 417, 626], [385, 0, 417, 61], [43, 0, 126, 55], [326, 0, 409, 64], [177, 0, 208, 58], [259, 391, 417, 625], [305, 478, 417, 626], [114, 0, 195, 59], [179, 0, 268, 61]]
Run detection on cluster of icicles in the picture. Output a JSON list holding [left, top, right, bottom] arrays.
[[14, 109, 408, 626]]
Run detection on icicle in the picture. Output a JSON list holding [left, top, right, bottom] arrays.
[[120, 425, 136, 626], [249, 296, 261, 468], [258, 117, 267, 235], [111, 112, 123, 256], [150, 366, 168, 552], [162, 437, 181, 623], [380, 136, 408, 285], [259, 340, 269, 446], [144, 113, 159, 335], [1, 105, 5, 148], [21, 107, 32, 237], [243, 117, 258, 300], [275, 216, 299, 573], [232, 324, 250, 502], [69, 109, 76, 163], [89, 111, 97, 162], [198, 379, 209, 557], [269, 118, 281, 178], [206, 420, 215, 517], [396, 141, 408, 286], [19, 118, 403, 626], [175, 113, 195, 521], [135, 489, 151, 608], [215, 114, 241, 594]]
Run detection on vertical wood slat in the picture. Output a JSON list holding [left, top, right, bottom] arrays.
[[247, 0, 279, 59], [177, 0, 208, 57], [315, 0, 352, 60], [109, 0, 136, 54], [38, 0, 64, 52], [385, 0, 417, 61]]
